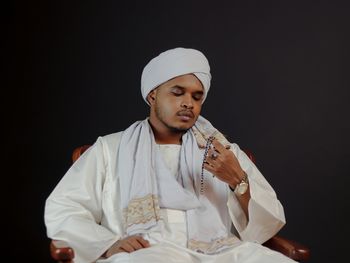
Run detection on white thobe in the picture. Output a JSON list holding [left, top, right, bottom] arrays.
[[45, 132, 295, 263]]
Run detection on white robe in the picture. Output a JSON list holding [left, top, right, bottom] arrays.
[[44, 132, 294, 263]]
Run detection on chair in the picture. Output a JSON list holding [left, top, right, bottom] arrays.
[[50, 145, 311, 262]]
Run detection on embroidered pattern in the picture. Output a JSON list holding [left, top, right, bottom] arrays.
[[123, 194, 161, 228], [188, 236, 241, 254]]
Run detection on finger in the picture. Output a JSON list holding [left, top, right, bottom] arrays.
[[128, 239, 143, 250], [135, 236, 150, 248], [115, 247, 127, 253], [203, 160, 212, 168], [204, 163, 225, 180], [204, 156, 215, 167], [106, 246, 126, 257], [206, 148, 219, 162], [120, 242, 136, 253], [211, 139, 226, 153], [204, 162, 216, 174]]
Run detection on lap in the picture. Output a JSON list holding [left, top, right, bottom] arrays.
[[97, 241, 296, 263]]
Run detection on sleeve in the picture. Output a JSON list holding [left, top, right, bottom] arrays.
[[44, 137, 120, 263], [227, 143, 286, 244]]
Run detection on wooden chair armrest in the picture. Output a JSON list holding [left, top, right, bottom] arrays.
[[50, 240, 74, 263], [72, 145, 91, 163], [263, 235, 310, 261]]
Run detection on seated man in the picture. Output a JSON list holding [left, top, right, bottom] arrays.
[[45, 47, 295, 263]]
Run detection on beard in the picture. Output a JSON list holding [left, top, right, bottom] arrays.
[[155, 105, 191, 133]]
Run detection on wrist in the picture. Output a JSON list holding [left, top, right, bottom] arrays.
[[229, 171, 249, 195], [229, 170, 246, 190]]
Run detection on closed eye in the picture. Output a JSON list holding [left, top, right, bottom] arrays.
[[172, 91, 183, 96], [171, 86, 184, 96], [193, 92, 204, 101]]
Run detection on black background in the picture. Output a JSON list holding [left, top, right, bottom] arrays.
[[8, 0, 350, 262]]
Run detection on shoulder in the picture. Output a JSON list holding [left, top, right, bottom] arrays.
[[229, 142, 252, 163], [94, 131, 124, 155], [99, 131, 124, 144], [95, 120, 145, 149]]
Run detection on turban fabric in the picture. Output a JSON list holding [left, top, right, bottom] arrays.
[[141, 47, 211, 104]]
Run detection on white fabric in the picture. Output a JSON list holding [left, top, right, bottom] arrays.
[[98, 242, 295, 263], [117, 118, 238, 254], [157, 144, 181, 177], [45, 129, 287, 263], [141, 47, 211, 104], [97, 145, 293, 263]]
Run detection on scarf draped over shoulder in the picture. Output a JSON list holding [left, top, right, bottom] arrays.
[[117, 116, 240, 254]]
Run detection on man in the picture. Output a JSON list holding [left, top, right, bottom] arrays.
[[45, 47, 295, 263]]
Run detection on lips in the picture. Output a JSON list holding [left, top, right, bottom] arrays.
[[177, 110, 194, 118], [177, 110, 194, 121]]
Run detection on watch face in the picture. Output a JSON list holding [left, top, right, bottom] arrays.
[[236, 182, 249, 195]]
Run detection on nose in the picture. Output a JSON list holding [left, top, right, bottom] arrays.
[[181, 95, 194, 109]]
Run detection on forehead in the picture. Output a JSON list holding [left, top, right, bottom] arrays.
[[159, 74, 204, 92]]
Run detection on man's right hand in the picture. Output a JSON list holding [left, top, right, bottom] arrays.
[[105, 235, 150, 258]]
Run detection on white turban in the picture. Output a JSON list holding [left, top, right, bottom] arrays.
[[141, 47, 211, 105]]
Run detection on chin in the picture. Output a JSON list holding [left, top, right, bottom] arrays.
[[175, 122, 195, 131], [167, 123, 191, 132], [168, 126, 188, 133], [165, 118, 196, 132]]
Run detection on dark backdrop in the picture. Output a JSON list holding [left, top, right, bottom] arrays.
[[9, 1, 350, 262]]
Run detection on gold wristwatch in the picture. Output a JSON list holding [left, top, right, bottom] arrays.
[[234, 172, 249, 195]]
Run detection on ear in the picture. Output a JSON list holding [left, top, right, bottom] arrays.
[[147, 89, 157, 105]]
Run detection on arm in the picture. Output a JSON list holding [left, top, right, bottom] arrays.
[[227, 143, 286, 243], [204, 139, 285, 243], [45, 137, 120, 263]]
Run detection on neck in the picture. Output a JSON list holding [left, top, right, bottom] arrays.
[[148, 119, 185, 145]]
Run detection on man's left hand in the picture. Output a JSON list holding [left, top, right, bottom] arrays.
[[204, 139, 245, 188]]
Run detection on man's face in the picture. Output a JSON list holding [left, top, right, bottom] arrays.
[[149, 74, 205, 133]]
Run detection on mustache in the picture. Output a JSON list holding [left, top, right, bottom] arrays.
[[177, 110, 194, 118]]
